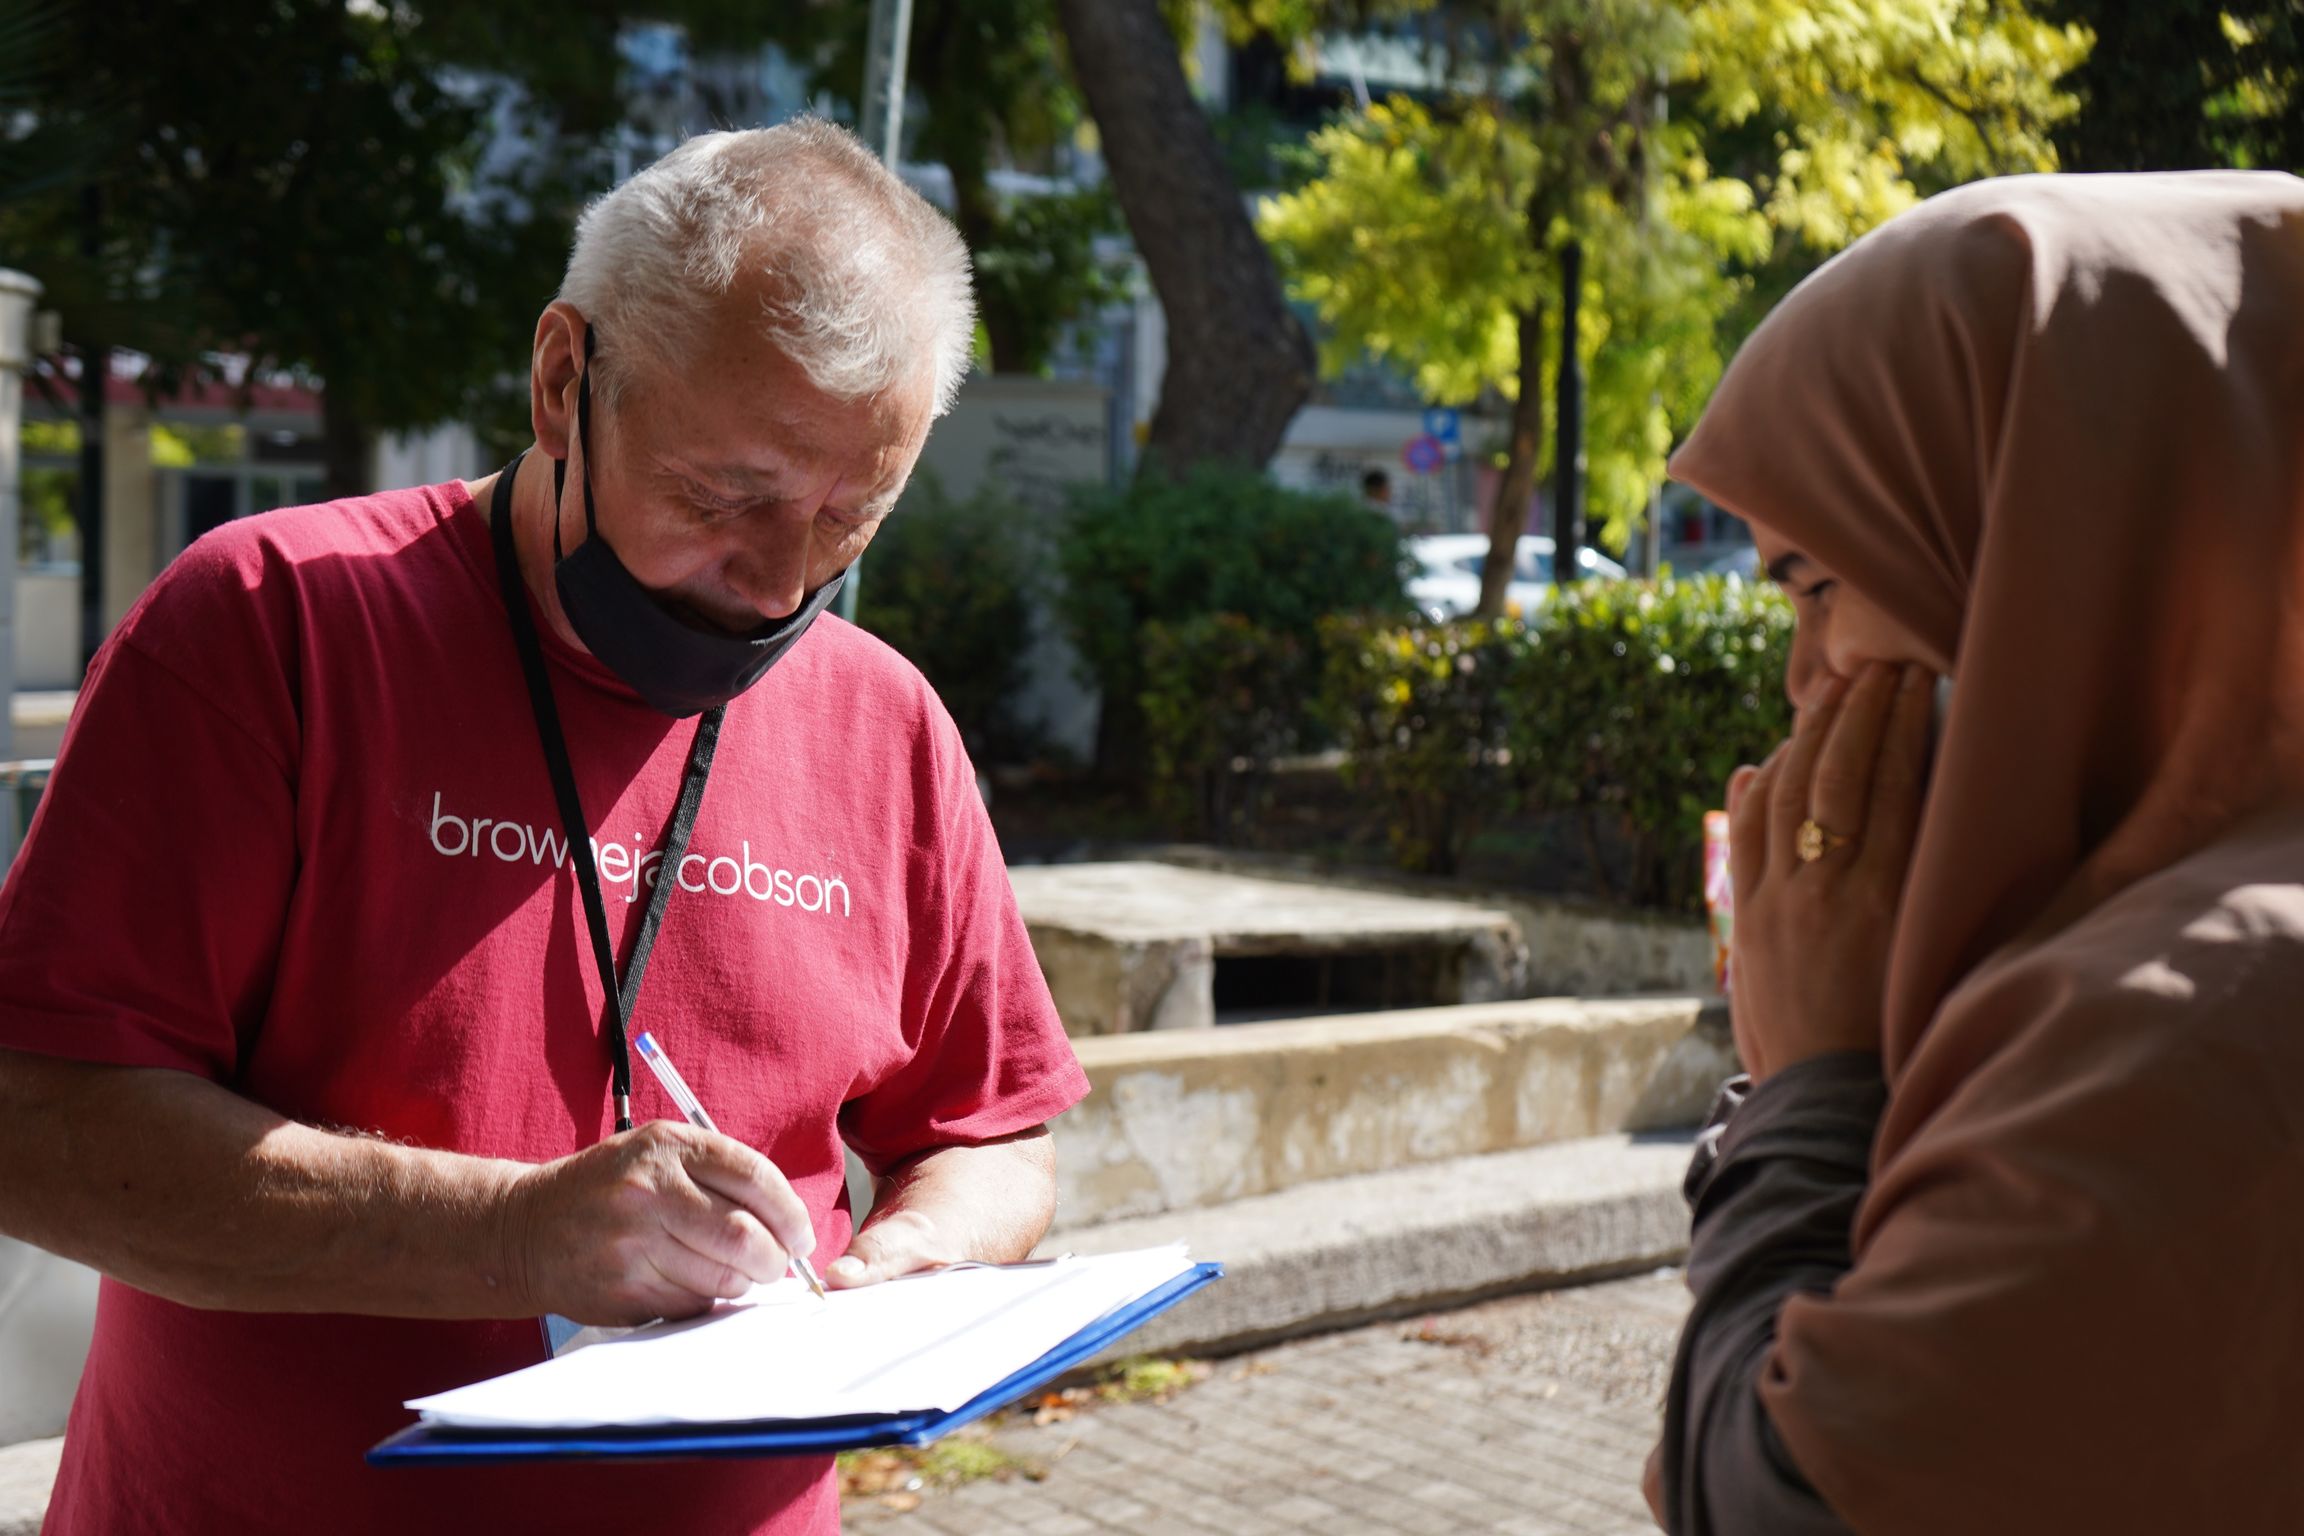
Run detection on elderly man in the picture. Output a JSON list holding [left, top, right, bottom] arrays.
[[0, 122, 1087, 1534]]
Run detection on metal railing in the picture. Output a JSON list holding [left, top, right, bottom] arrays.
[[1, 761, 52, 867]]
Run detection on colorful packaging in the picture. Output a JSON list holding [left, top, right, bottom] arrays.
[[1702, 810, 1734, 994]]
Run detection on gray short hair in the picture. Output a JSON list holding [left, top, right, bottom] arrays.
[[559, 119, 976, 416]]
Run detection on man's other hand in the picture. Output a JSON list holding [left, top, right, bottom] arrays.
[[824, 1207, 966, 1289], [499, 1120, 815, 1325], [825, 1129, 1056, 1290]]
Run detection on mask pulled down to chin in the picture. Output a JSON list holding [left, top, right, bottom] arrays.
[[545, 326, 847, 719]]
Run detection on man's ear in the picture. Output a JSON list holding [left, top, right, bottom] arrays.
[[529, 303, 587, 461]]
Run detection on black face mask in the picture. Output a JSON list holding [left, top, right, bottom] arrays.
[[550, 328, 846, 718]]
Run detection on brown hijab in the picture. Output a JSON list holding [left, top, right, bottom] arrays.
[[1670, 172, 2304, 1531]]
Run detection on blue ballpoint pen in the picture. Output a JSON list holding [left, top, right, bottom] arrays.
[[634, 1030, 829, 1300]]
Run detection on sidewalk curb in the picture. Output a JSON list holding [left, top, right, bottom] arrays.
[[1050, 1129, 1696, 1359]]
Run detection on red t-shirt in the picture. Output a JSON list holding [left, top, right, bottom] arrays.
[[0, 481, 1089, 1535]]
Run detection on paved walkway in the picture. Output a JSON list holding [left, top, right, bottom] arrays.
[[844, 1269, 1691, 1536]]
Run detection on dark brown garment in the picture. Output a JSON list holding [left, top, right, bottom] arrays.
[[1658, 1057, 1879, 1535]]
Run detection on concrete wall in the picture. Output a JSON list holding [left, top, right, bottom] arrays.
[[376, 422, 481, 491], [1149, 847, 1716, 998], [10, 573, 76, 693], [1052, 993, 1733, 1229], [10, 401, 167, 690], [1267, 403, 1487, 535], [100, 405, 155, 633], [910, 376, 1112, 764]]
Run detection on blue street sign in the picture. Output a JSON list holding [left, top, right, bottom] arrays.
[[1402, 434, 1445, 475], [1421, 407, 1461, 444]]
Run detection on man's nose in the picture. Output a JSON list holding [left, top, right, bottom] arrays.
[[724, 522, 812, 622]]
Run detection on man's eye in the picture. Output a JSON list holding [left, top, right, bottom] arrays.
[[1798, 579, 1838, 604]]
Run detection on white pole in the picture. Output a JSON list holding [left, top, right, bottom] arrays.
[[844, 0, 916, 626], [0, 269, 44, 764], [860, 0, 916, 165]]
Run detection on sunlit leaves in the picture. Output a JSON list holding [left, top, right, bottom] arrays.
[[1260, 98, 1542, 403], [1255, 0, 2084, 546]]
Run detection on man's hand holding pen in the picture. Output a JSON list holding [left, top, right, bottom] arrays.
[[496, 1119, 817, 1327]]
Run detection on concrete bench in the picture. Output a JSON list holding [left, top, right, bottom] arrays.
[[1012, 861, 1527, 1035]]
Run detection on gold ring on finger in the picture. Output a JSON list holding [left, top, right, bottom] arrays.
[[1797, 818, 1853, 864]]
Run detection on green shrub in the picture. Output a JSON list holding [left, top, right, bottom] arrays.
[[1057, 465, 1408, 773], [856, 473, 1041, 762], [1506, 576, 1793, 908], [1153, 575, 1795, 904], [1141, 615, 1321, 842], [1319, 615, 1529, 876]]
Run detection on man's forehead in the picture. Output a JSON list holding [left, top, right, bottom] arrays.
[[651, 388, 929, 489], [670, 452, 811, 490], [660, 423, 916, 497]]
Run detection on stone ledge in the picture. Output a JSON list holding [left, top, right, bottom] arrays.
[[1052, 993, 1732, 1228], [1013, 861, 1523, 1036], [1147, 846, 1716, 998], [1047, 1130, 1696, 1359]]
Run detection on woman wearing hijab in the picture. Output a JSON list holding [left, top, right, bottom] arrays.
[[1646, 170, 2304, 1533]]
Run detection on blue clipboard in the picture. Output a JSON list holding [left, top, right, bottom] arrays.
[[367, 1261, 1222, 1465]]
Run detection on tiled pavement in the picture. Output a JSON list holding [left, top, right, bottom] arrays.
[[843, 1269, 1692, 1536]]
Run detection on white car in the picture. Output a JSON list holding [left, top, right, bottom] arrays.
[[1405, 534, 1629, 623]]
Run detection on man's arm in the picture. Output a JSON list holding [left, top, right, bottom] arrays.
[[826, 1127, 1057, 1287], [0, 1047, 817, 1325]]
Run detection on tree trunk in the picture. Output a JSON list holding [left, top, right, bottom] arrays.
[[1055, 0, 1313, 476], [1475, 301, 1547, 619], [320, 386, 374, 502], [1550, 237, 1585, 586]]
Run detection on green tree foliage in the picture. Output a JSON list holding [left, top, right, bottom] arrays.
[[1262, 94, 1766, 549], [2040, 2, 2303, 172], [772, 0, 1135, 376], [0, 1, 794, 496], [963, 186, 1136, 376], [1256, 2, 2087, 559]]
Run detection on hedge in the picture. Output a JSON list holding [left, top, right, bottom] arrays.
[[856, 473, 1041, 762], [1141, 575, 1794, 909], [1141, 613, 1321, 841], [1057, 464, 1408, 773]]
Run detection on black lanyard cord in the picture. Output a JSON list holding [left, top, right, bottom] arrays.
[[489, 453, 722, 1133]]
